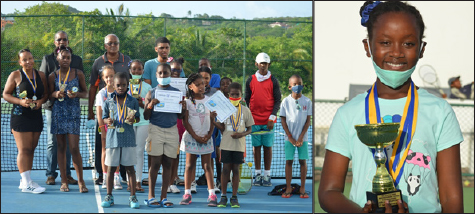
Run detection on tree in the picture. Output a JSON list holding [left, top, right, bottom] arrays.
[[187, 10, 191, 18]]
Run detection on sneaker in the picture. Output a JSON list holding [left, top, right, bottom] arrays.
[[253, 174, 262, 186], [213, 183, 221, 193], [191, 180, 197, 193], [207, 194, 218, 207], [180, 194, 192, 205], [67, 175, 78, 185], [230, 196, 240, 208], [196, 173, 207, 186], [95, 176, 103, 185], [22, 181, 46, 194], [169, 184, 180, 193], [101, 194, 114, 207], [114, 175, 123, 190], [217, 195, 227, 208], [18, 179, 25, 189], [46, 176, 55, 185], [174, 178, 185, 186], [129, 195, 140, 209], [101, 174, 107, 189], [262, 175, 272, 187]]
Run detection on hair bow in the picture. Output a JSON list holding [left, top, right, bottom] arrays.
[[167, 57, 174, 63], [361, 1, 381, 27]]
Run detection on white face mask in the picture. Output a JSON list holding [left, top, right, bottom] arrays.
[[367, 39, 423, 89]]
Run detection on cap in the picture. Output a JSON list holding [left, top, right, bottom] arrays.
[[448, 76, 460, 86], [255, 52, 270, 63]]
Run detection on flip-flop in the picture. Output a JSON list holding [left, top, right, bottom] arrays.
[[300, 192, 309, 198], [160, 198, 174, 208], [144, 198, 161, 208], [281, 192, 292, 198]]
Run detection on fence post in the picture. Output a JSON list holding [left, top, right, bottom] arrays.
[[82, 15, 85, 59], [242, 20, 246, 90]]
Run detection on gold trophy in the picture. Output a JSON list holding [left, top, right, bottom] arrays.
[[18, 90, 35, 109], [354, 123, 402, 213], [108, 109, 115, 129], [129, 79, 141, 98], [124, 107, 137, 125], [58, 83, 67, 101]]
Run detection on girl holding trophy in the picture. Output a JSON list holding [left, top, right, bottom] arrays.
[[48, 46, 89, 193], [3, 49, 49, 194], [319, 1, 464, 213]]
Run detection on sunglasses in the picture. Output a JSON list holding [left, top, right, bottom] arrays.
[[105, 42, 119, 46], [171, 68, 182, 73], [295, 100, 301, 110], [56, 38, 68, 42]]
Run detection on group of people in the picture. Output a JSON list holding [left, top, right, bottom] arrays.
[[4, 31, 312, 209]]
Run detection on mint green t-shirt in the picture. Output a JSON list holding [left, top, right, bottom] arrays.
[[130, 81, 152, 127], [326, 88, 463, 213]]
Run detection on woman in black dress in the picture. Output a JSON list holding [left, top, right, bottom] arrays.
[[3, 49, 49, 194]]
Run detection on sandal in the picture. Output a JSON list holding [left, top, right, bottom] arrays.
[[136, 186, 145, 193], [60, 183, 70, 192], [160, 198, 173, 208], [281, 192, 292, 198], [144, 198, 161, 208], [79, 181, 89, 193], [299, 192, 309, 198]]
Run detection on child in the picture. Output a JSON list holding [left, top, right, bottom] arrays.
[[142, 63, 183, 208], [94, 65, 121, 190], [168, 57, 186, 193], [101, 72, 140, 209], [179, 73, 218, 206], [279, 74, 311, 199], [244, 52, 281, 186], [48, 46, 88, 193], [219, 77, 232, 98], [213, 82, 254, 208], [318, 1, 464, 213], [128, 60, 152, 193]]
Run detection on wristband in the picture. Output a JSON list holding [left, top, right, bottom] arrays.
[[147, 103, 153, 109], [268, 115, 276, 121], [287, 134, 292, 138]]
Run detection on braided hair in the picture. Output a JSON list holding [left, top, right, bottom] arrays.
[[55, 45, 73, 56], [360, 1, 425, 41], [185, 73, 203, 106]]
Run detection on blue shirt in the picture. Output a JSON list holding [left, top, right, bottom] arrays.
[[102, 93, 140, 148], [148, 85, 181, 128], [143, 58, 185, 88]]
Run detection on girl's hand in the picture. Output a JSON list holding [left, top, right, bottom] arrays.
[[127, 117, 135, 124], [32, 100, 42, 110], [137, 97, 144, 106], [67, 90, 77, 98], [104, 118, 113, 126], [148, 98, 159, 109], [390, 200, 409, 213], [20, 98, 31, 108], [231, 132, 243, 139], [362, 200, 374, 213], [210, 111, 217, 119], [180, 100, 186, 110], [56, 90, 65, 99]]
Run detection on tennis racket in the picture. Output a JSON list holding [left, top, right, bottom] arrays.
[[418, 65, 446, 97], [227, 162, 253, 194]]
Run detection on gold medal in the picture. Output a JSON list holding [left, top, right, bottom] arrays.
[[118, 127, 125, 133]]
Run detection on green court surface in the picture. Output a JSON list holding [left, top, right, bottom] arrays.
[[314, 182, 475, 213]]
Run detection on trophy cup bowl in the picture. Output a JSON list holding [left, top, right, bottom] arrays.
[[354, 123, 402, 213], [129, 79, 140, 98], [129, 79, 140, 85]]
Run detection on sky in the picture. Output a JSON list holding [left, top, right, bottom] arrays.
[[1, 1, 312, 19]]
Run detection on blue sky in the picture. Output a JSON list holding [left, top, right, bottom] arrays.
[[1, 1, 312, 19]]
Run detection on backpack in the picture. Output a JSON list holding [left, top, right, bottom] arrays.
[[267, 183, 301, 196]]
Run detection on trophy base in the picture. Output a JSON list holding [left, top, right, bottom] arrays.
[[366, 190, 402, 213]]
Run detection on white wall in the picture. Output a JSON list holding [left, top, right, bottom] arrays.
[[314, 1, 475, 100]]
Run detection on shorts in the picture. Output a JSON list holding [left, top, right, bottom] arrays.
[[220, 150, 244, 164], [251, 125, 275, 147], [105, 147, 137, 167], [146, 124, 179, 158], [284, 141, 309, 160]]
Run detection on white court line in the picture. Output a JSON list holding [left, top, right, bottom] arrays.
[[93, 170, 104, 213]]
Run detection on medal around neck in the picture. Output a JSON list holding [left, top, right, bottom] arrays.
[[354, 123, 402, 213]]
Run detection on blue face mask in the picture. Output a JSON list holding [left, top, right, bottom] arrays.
[[157, 77, 171, 85], [367, 39, 422, 89], [291, 85, 304, 94]]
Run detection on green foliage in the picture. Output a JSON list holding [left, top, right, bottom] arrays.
[[1, 2, 311, 95]]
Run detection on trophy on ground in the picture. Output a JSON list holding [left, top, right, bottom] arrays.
[[354, 123, 402, 213]]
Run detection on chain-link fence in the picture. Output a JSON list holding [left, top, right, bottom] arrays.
[[314, 99, 475, 179], [1, 15, 312, 95]]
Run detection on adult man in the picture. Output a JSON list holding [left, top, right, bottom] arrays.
[[39, 30, 83, 185], [143, 37, 185, 88], [88, 34, 132, 186]]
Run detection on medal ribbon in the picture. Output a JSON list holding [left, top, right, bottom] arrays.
[[21, 69, 37, 97], [230, 104, 242, 132], [365, 81, 418, 187], [58, 67, 71, 89], [116, 95, 127, 125]]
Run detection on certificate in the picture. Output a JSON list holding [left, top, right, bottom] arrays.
[[169, 78, 187, 97], [204, 91, 237, 123], [154, 89, 182, 113]]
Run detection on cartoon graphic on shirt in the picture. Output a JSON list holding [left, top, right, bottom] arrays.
[[404, 149, 431, 196], [380, 114, 432, 197], [196, 103, 206, 125]]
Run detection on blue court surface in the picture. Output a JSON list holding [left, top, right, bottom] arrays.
[[1, 170, 312, 213]]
